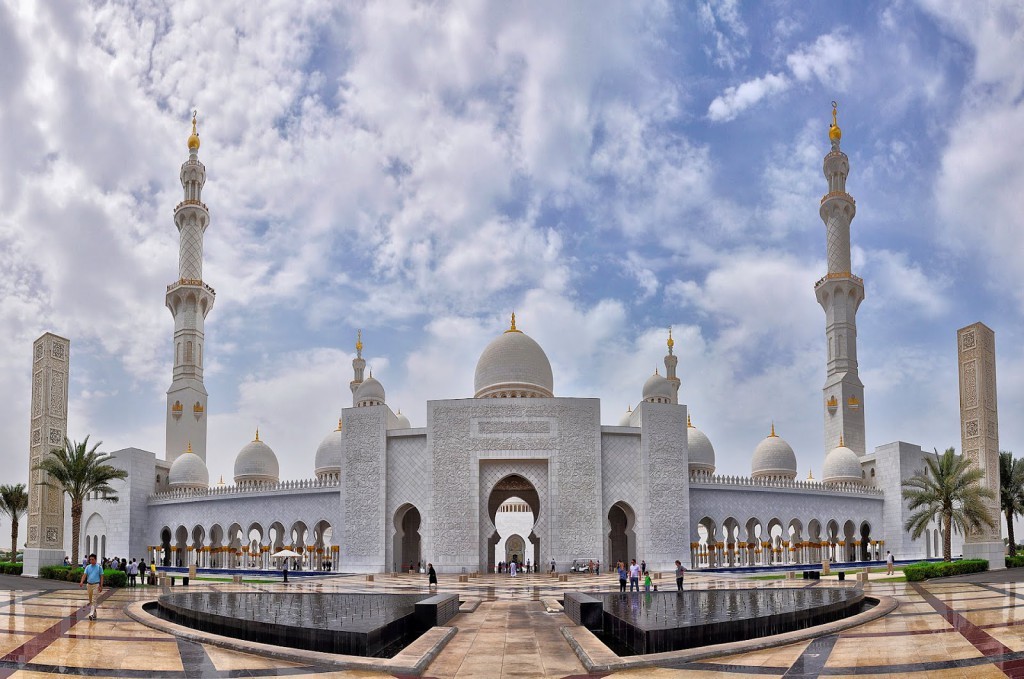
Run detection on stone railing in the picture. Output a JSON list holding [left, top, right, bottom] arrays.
[[689, 472, 883, 496], [814, 271, 864, 289], [166, 278, 216, 296], [150, 476, 339, 502], [819, 190, 855, 205]]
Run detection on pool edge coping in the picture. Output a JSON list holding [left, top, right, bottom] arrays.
[[561, 593, 898, 672], [125, 598, 457, 675]]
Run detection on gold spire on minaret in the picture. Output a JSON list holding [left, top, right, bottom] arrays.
[[667, 326, 675, 353], [505, 311, 521, 333], [829, 100, 842, 143], [188, 110, 201, 151], [356, 329, 363, 355]]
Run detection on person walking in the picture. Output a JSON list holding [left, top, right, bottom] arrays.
[[79, 554, 104, 620], [149, 560, 157, 585], [427, 563, 437, 589], [550, 558, 556, 573], [510, 560, 518, 577], [886, 550, 895, 576], [617, 561, 627, 592], [675, 560, 686, 591], [596, 560, 600, 575], [643, 571, 652, 592], [628, 559, 640, 592], [526, 558, 531, 574], [640, 559, 647, 576]]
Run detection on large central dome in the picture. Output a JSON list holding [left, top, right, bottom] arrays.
[[474, 314, 554, 399]]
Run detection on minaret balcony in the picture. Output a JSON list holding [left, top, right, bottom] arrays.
[[166, 278, 216, 296], [820, 191, 854, 206], [174, 199, 209, 212], [814, 272, 863, 289]]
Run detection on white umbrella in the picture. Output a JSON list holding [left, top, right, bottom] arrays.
[[271, 549, 301, 558]]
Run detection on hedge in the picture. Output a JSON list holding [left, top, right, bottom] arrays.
[[1006, 555, 1024, 568], [903, 559, 988, 581], [0, 562, 22, 575], [38, 565, 127, 588]]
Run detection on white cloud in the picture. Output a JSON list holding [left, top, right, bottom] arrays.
[[707, 31, 858, 122], [707, 72, 791, 122]]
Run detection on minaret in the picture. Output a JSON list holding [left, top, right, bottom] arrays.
[[664, 326, 679, 404], [814, 102, 866, 456], [165, 111, 215, 464], [350, 329, 365, 406]]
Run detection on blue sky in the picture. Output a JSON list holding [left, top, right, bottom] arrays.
[[0, 0, 1021, 487]]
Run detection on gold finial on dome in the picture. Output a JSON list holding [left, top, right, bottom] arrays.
[[217, 474, 225, 486], [336, 418, 343, 431], [505, 311, 521, 334], [829, 100, 842, 143], [769, 421, 777, 438], [839, 434, 845, 447], [254, 427, 260, 442], [356, 329, 363, 354], [807, 468, 815, 481], [188, 110, 201, 151], [687, 413, 693, 428], [186, 441, 192, 454]]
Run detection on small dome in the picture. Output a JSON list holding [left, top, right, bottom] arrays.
[[394, 410, 411, 428], [823, 440, 862, 486], [355, 374, 385, 407], [642, 370, 674, 404], [169, 447, 209, 490], [617, 406, 633, 427], [234, 430, 280, 486], [687, 416, 715, 475], [752, 425, 797, 480], [474, 314, 554, 398], [314, 421, 343, 479]]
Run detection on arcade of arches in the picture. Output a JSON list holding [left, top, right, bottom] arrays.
[[692, 515, 905, 568], [156, 520, 335, 570]]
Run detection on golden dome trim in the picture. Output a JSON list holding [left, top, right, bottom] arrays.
[[829, 100, 842, 143], [188, 110, 201, 151]]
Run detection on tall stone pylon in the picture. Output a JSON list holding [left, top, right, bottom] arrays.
[[23, 333, 70, 576], [957, 322, 1004, 569]]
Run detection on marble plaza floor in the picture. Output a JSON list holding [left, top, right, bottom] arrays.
[[1, 570, 1024, 677]]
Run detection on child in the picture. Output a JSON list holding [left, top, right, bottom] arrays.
[[643, 572, 652, 592]]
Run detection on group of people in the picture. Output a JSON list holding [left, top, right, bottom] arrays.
[[496, 558, 534, 575], [65, 554, 155, 587], [614, 558, 688, 593]]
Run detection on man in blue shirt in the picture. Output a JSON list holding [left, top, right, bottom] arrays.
[[79, 554, 104, 620]]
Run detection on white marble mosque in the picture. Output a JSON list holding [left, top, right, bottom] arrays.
[[35, 107, 968, 576]]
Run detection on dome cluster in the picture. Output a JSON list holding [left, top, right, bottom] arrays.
[[822, 438, 862, 485], [474, 314, 554, 399], [169, 442, 209, 490], [751, 424, 798, 480], [233, 430, 280, 487]]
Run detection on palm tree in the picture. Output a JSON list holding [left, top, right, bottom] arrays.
[[902, 447, 997, 561], [33, 436, 128, 565], [0, 484, 28, 562], [1000, 451, 1024, 556]]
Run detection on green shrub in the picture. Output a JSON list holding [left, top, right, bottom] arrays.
[[1006, 555, 1024, 568], [0, 562, 22, 575], [38, 565, 126, 587], [903, 559, 988, 581]]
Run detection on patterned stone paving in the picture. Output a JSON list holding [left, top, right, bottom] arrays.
[[0, 571, 1023, 677]]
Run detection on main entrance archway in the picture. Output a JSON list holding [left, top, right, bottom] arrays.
[[607, 501, 636, 567], [485, 474, 540, 573], [393, 504, 422, 572]]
